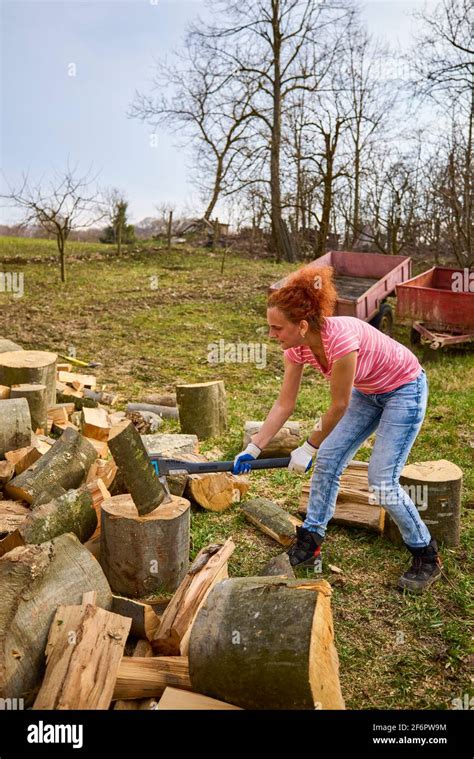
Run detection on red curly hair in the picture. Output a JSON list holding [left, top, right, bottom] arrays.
[[268, 264, 337, 331]]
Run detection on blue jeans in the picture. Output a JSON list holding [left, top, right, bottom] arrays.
[[304, 369, 431, 549]]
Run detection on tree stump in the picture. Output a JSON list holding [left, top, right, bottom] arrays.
[[101, 494, 190, 598], [0, 398, 31, 457], [384, 459, 463, 547], [0, 533, 112, 704], [0, 351, 57, 406], [10, 384, 48, 433], [5, 428, 97, 505], [188, 577, 344, 710], [176, 381, 227, 439], [107, 420, 166, 516], [243, 420, 300, 457]]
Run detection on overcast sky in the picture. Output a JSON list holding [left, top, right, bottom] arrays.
[[1, 0, 433, 225]]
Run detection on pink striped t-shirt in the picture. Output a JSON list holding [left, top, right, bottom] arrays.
[[284, 316, 422, 394]]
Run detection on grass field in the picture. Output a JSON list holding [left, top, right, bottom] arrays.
[[0, 236, 472, 710]]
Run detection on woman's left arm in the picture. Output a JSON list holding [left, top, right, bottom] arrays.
[[307, 350, 358, 448]]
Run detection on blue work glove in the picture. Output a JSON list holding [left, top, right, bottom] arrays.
[[232, 442, 261, 474], [288, 439, 317, 474]]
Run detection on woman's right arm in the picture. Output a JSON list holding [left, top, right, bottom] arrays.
[[250, 355, 304, 450]]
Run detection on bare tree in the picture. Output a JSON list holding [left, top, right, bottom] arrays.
[[129, 36, 256, 222], [1, 164, 106, 282], [192, 0, 353, 261], [410, 0, 473, 262]]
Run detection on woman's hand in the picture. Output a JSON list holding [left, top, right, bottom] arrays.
[[233, 443, 261, 474], [288, 439, 317, 473]]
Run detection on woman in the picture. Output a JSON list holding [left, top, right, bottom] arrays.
[[233, 264, 442, 594]]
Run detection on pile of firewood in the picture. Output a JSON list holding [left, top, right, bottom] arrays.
[[0, 345, 345, 710]]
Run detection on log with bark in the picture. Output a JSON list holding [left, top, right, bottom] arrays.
[[33, 592, 131, 710], [188, 577, 345, 710], [384, 459, 463, 547], [259, 552, 296, 578], [19, 488, 97, 544], [0, 398, 31, 457], [243, 420, 300, 457], [101, 494, 190, 597], [83, 388, 119, 406], [141, 433, 199, 458], [10, 384, 48, 433], [241, 497, 301, 545], [5, 428, 97, 505], [112, 656, 191, 701], [127, 402, 178, 420], [151, 539, 234, 656], [141, 392, 176, 407], [0, 350, 57, 406], [176, 381, 227, 439], [107, 420, 166, 516], [0, 533, 112, 704]]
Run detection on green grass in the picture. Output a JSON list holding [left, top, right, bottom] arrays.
[[0, 235, 472, 710]]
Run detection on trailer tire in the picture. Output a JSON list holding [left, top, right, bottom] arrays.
[[370, 303, 393, 335]]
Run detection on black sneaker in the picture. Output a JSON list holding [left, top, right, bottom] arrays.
[[398, 539, 442, 594], [287, 526, 323, 568]]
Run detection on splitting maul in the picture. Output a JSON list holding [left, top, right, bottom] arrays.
[[150, 455, 291, 503]]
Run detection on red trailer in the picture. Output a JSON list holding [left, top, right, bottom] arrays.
[[396, 266, 474, 349], [269, 250, 412, 335]]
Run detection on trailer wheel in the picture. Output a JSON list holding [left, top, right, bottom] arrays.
[[410, 327, 421, 345], [370, 303, 393, 335]]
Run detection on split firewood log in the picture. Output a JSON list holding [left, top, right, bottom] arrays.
[[33, 592, 130, 710]]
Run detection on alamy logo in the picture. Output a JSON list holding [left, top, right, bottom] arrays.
[[0, 271, 24, 299], [207, 339, 267, 369], [27, 721, 83, 749], [0, 697, 24, 710]]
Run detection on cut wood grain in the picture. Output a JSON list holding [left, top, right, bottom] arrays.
[[33, 594, 131, 710], [112, 656, 191, 701], [151, 539, 235, 656], [157, 687, 242, 710]]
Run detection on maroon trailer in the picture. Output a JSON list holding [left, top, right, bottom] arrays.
[[396, 266, 474, 349], [269, 250, 412, 335]]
